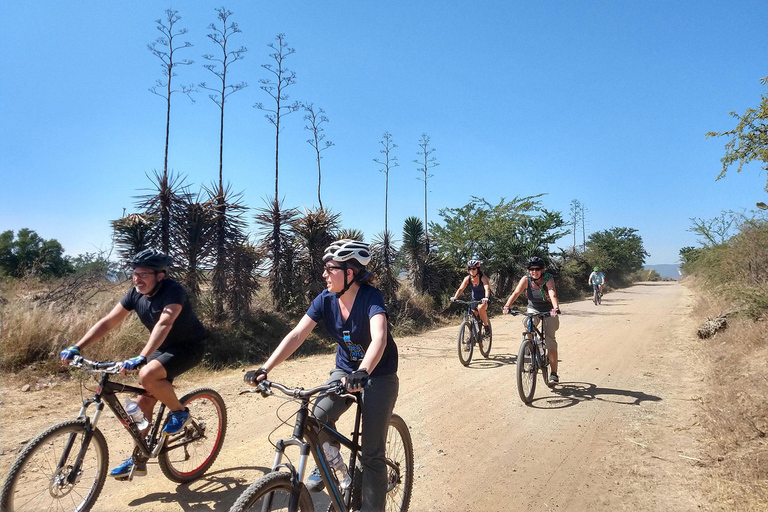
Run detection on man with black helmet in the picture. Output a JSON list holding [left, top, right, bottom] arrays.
[[502, 256, 563, 384], [59, 249, 207, 479]]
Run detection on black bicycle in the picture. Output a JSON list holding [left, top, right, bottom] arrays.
[[506, 309, 556, 404], [592, 285, 603, 305], [0, 356, 227, 512], [453, 299, 492, 366], [230, 378, 413, 512]]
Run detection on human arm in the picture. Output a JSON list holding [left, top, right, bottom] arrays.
[[502, 277, 527, 312], [62, 303, 131, 364], [547, 279, 561, 312], [346, 312, 388, 391], [245, 314, 318, 385], [482, 275, 491, 302], [451, 276, 470, 301]]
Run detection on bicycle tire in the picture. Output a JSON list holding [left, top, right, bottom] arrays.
[[457, 320, 474, 366], [1, 419, 108, 512], [593, 288, 599, 305], [385, 413, 414, 512], [478, 318, 492, 358], [516, 339, 537, 404], [228, 471, 313, 512], [158, 387, 227, 483], [598, 291, 602, 305]]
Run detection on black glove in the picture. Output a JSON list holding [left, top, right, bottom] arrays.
[[244, 367, 268, 385], [346, 368, 370, 390]]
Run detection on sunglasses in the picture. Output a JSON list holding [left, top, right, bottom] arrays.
[[528, 267, 543, 271], [324, 265, 345, 272], [131, 271, 156, 279]]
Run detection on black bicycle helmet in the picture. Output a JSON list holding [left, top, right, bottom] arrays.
[[129, 249, 173, 272], [526, 256, 547, 269]]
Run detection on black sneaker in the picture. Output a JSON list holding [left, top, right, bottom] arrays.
[[306, 467, 324, 492]]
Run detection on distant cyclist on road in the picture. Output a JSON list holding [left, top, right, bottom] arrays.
[[588, 266, 606, 297], [502, 256, 562, 384], [59, 249, 207, 480], [450, 259, 491, 335]]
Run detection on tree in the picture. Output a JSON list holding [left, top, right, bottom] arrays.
[[255, 33, 301, 305], [706, 80, 768, 191], [111, 213, 157, 263], [585, 227, 649, 281], [291, 207, 341, 303], [401, 216, 426, 292], [375, 132, 398, 236], [414, 133, 438, 252], [303, 103, 334, 209], [200, 7, 247, 319], [688, 211, 739, 248], [0, 229, 72, 278], [148, 8, 196, 253]]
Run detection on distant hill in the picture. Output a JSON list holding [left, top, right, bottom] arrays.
[[643, 264, 681, 280]]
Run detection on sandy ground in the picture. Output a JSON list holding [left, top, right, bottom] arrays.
[[0, 281, 708, 511]]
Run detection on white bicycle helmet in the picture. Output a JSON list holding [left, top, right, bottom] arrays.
[[323, 239, 372, 266], [467, 259, 482, 269]]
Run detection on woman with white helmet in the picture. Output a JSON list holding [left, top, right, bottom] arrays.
[[243, 239, 398, 512]]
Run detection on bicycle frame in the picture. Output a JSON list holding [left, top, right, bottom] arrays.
[[253, 381, 362, 512], [63, 357, 191, 481], [523, 313, 548, 370], [456, 300, 482, 337]]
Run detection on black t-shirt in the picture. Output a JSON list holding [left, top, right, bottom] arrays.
[[120, 278, 207, 350]]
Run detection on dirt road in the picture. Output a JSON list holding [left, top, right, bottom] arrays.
[[1, 281, 707, 511]]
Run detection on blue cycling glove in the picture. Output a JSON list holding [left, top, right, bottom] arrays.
[[121, 355, 147, 371], [60, 346, 81, 360]]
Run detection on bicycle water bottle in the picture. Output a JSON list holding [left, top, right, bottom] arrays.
[[125, 398, 149, 430], [323, 442, 352, 490]]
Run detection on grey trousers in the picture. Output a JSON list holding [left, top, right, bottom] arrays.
[[312, 368, 399, 512]]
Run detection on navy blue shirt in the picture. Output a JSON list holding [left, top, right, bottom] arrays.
[[306, 286, 398, 376], [120, 278, 207, 351]]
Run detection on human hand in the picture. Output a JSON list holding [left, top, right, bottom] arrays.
[[449, 296, 456, 302], [244, 367, 268, 386], [60, 345, 80, 365], [502, 306, 510, 314], [550, 308, 560, 317], [120, 355, 147, 373], [345, 368, 370, 391], [481, 297, 489, 304]]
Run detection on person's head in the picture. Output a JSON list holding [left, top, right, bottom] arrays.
[[322, 239, 372, 297], [467, 259, 482, 276], [594, 266, 600, 272], [526, 256, 546, 277], [129, 249, 173, 295]]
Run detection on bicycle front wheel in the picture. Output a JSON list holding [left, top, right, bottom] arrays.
[[1, 419, 109, 512], [478, 319, 492, 358], [516, 339, 537, 404], [593, 288, 599, 305], [385, 413, 414, 512], [158, 387, 227, 483], [228, 471, 313, 512], [457, 320, 474, 366]]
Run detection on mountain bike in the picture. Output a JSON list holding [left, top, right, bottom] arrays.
[[230, 378, 413, 512], [453, 299, 492, 366], [0, 356, 227, 512], [592, 285, 603, 305], [506, 310, 556, 404]]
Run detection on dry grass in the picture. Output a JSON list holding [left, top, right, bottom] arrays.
[[1, 279, 146, 373], [692, 281, 768, 511]]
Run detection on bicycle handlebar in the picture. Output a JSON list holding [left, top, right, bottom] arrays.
[[453, 299, 486, 306], [68, 355, 122, 373], [504, 308, 553, 319], [240, 378, 355, 401]]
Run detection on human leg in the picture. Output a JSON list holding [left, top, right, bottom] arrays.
[[543, 316, 560, 376], [360, 373, 399, 512]]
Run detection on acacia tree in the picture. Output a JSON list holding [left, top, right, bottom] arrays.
[[584, 227, 649, 283], [706, 80, 768, 191], [200, 7, 247, 319], [148, 8, 196, 253], [303, 103, 334, 209], [255, 33, 301, 305], [414, 133, 438, 252]]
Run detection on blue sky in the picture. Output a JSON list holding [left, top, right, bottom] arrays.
[[1, 1, 766, 265]]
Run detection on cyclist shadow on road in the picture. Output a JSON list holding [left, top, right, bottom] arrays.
[[465, 352, 517, 369], [128, 466, 272, 511], [527, 381, 662, 410]]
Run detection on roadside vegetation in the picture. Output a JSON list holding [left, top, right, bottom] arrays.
[[681, 213, 768, 510]]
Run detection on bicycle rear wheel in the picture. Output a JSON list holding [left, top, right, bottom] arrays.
[[478, 319, 492, 358], [457, 320, 474, 366], [1, 419, 108, 512], [228, 471, 313, 512], [516, 339, 537, 404], [158, 387, 227, 483]]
